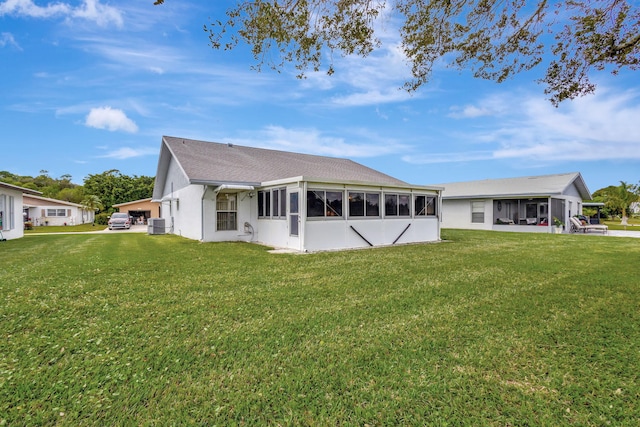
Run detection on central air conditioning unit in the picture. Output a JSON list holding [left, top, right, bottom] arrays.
[[147, 218, 166, 235]]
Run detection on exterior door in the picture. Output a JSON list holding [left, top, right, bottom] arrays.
[[289, 191, 299, 236]]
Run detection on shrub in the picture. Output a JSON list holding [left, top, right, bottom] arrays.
[[95, 212, 109, 225]]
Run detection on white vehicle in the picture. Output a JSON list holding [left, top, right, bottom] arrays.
[[108, 212, 131, 230]]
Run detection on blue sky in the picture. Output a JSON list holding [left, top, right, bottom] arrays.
[[1, 0, 639, 193]]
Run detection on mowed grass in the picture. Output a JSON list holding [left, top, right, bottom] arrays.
[[1, 230, 638, 426], [25, 223, 105, 234]]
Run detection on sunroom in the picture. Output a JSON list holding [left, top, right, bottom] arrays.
[[253, 178, 441, 252]]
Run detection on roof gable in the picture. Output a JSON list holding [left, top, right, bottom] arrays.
[[154, 136, 408, 195], [439, 172, 592, 200]]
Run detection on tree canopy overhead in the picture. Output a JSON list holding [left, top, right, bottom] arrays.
[[154, 0, 639, 105]]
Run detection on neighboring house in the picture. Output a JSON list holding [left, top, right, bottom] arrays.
[[438, 172, 592, 233], [152, 136, 442, 252], [23, 194, 95, 226], [630, 202, 640, 215], [0, 181, 41, 240], [113, 198, 160, 225]]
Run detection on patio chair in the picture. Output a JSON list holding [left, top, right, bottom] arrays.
[[569, 217, 608, 234], [497, 217, 515, 225]]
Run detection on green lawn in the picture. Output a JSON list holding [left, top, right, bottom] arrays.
[[24, 223, 105, 234], [1, 230, 638, 425], [603, 217, 640, 231]]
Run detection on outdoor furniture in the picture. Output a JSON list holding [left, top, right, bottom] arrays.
[[497, 217, 515, 224], [569, 217, 608, 234]]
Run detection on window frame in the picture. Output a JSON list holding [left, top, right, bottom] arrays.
[[259, 188, 286, 219], [348, 191, 381, 218], [306, 189, 344, 219], [46, 208, 67, 217], [216, 193, 238, 231], [471, 200, 485, 223], [384, 193, 411, 218], [414, 195, 437, 217]]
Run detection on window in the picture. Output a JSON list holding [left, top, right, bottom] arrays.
[[385, 193, 410, 217], [279, 188, 286, 217], [348, 192, 380, 217], [216, 194, 237, 231], [258, 191, 265, 217], [415, 195, 437, 216], [0, 195, 15, 230], [307, 190, 343, 218], [272, 187, 287, 218], [471, 201, 484, 223], [259, 188, 286, 218], [272, 189, 279, 217], [258, 190, 271, 217], [47, 208, 67, 217]]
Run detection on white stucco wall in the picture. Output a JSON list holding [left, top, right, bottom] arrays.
[[0, 188, 24, 240], [157, 156, 201, 239], [303, 217, 439, 252], [201, 188, 256, 243], [441, 199, 492, 230], [28, 205, 92, 226]]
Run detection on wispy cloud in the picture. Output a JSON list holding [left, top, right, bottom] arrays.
[[97, 146, 157, 159], [0, 0, 122, 27], [223, 125, 408, 158], [0, 32, 22, 49], [407, 87, 640, 164], [85, 106, 138, 133]]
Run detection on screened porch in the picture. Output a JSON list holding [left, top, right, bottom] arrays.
[[493, 198, 566, 228]]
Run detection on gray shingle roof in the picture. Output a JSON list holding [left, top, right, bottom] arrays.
[[162, 136, 409, 186], [437, 172, 591, 200], [0, 181, 42, 196]]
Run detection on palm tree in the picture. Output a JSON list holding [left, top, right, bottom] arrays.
[[614, 181, 638, 229], [80, 195, 103, 225]]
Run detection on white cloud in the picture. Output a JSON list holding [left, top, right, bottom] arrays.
[[448, 94, 511, 118], [97, 147, 157, 159], [223, 125, 408, 158], [407, 87, 640, 164], [402, 151, 496, 164], [331, 88, 413, 107], [0, 32, 21, 49], [71, 0, 123, 28], [0, 0, 70, 18], [0, 0, 122, 27], [85, 106, 138, 133]]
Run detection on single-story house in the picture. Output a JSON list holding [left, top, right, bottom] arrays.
[[0, 181, 41, 240], [23, 194, 96, 226], [437, 172, 592, 233], [152, 136, 442, 252], [113, 198, 160, 225]]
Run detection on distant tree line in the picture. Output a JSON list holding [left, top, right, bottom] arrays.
[[0, 169, 154, 216]]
